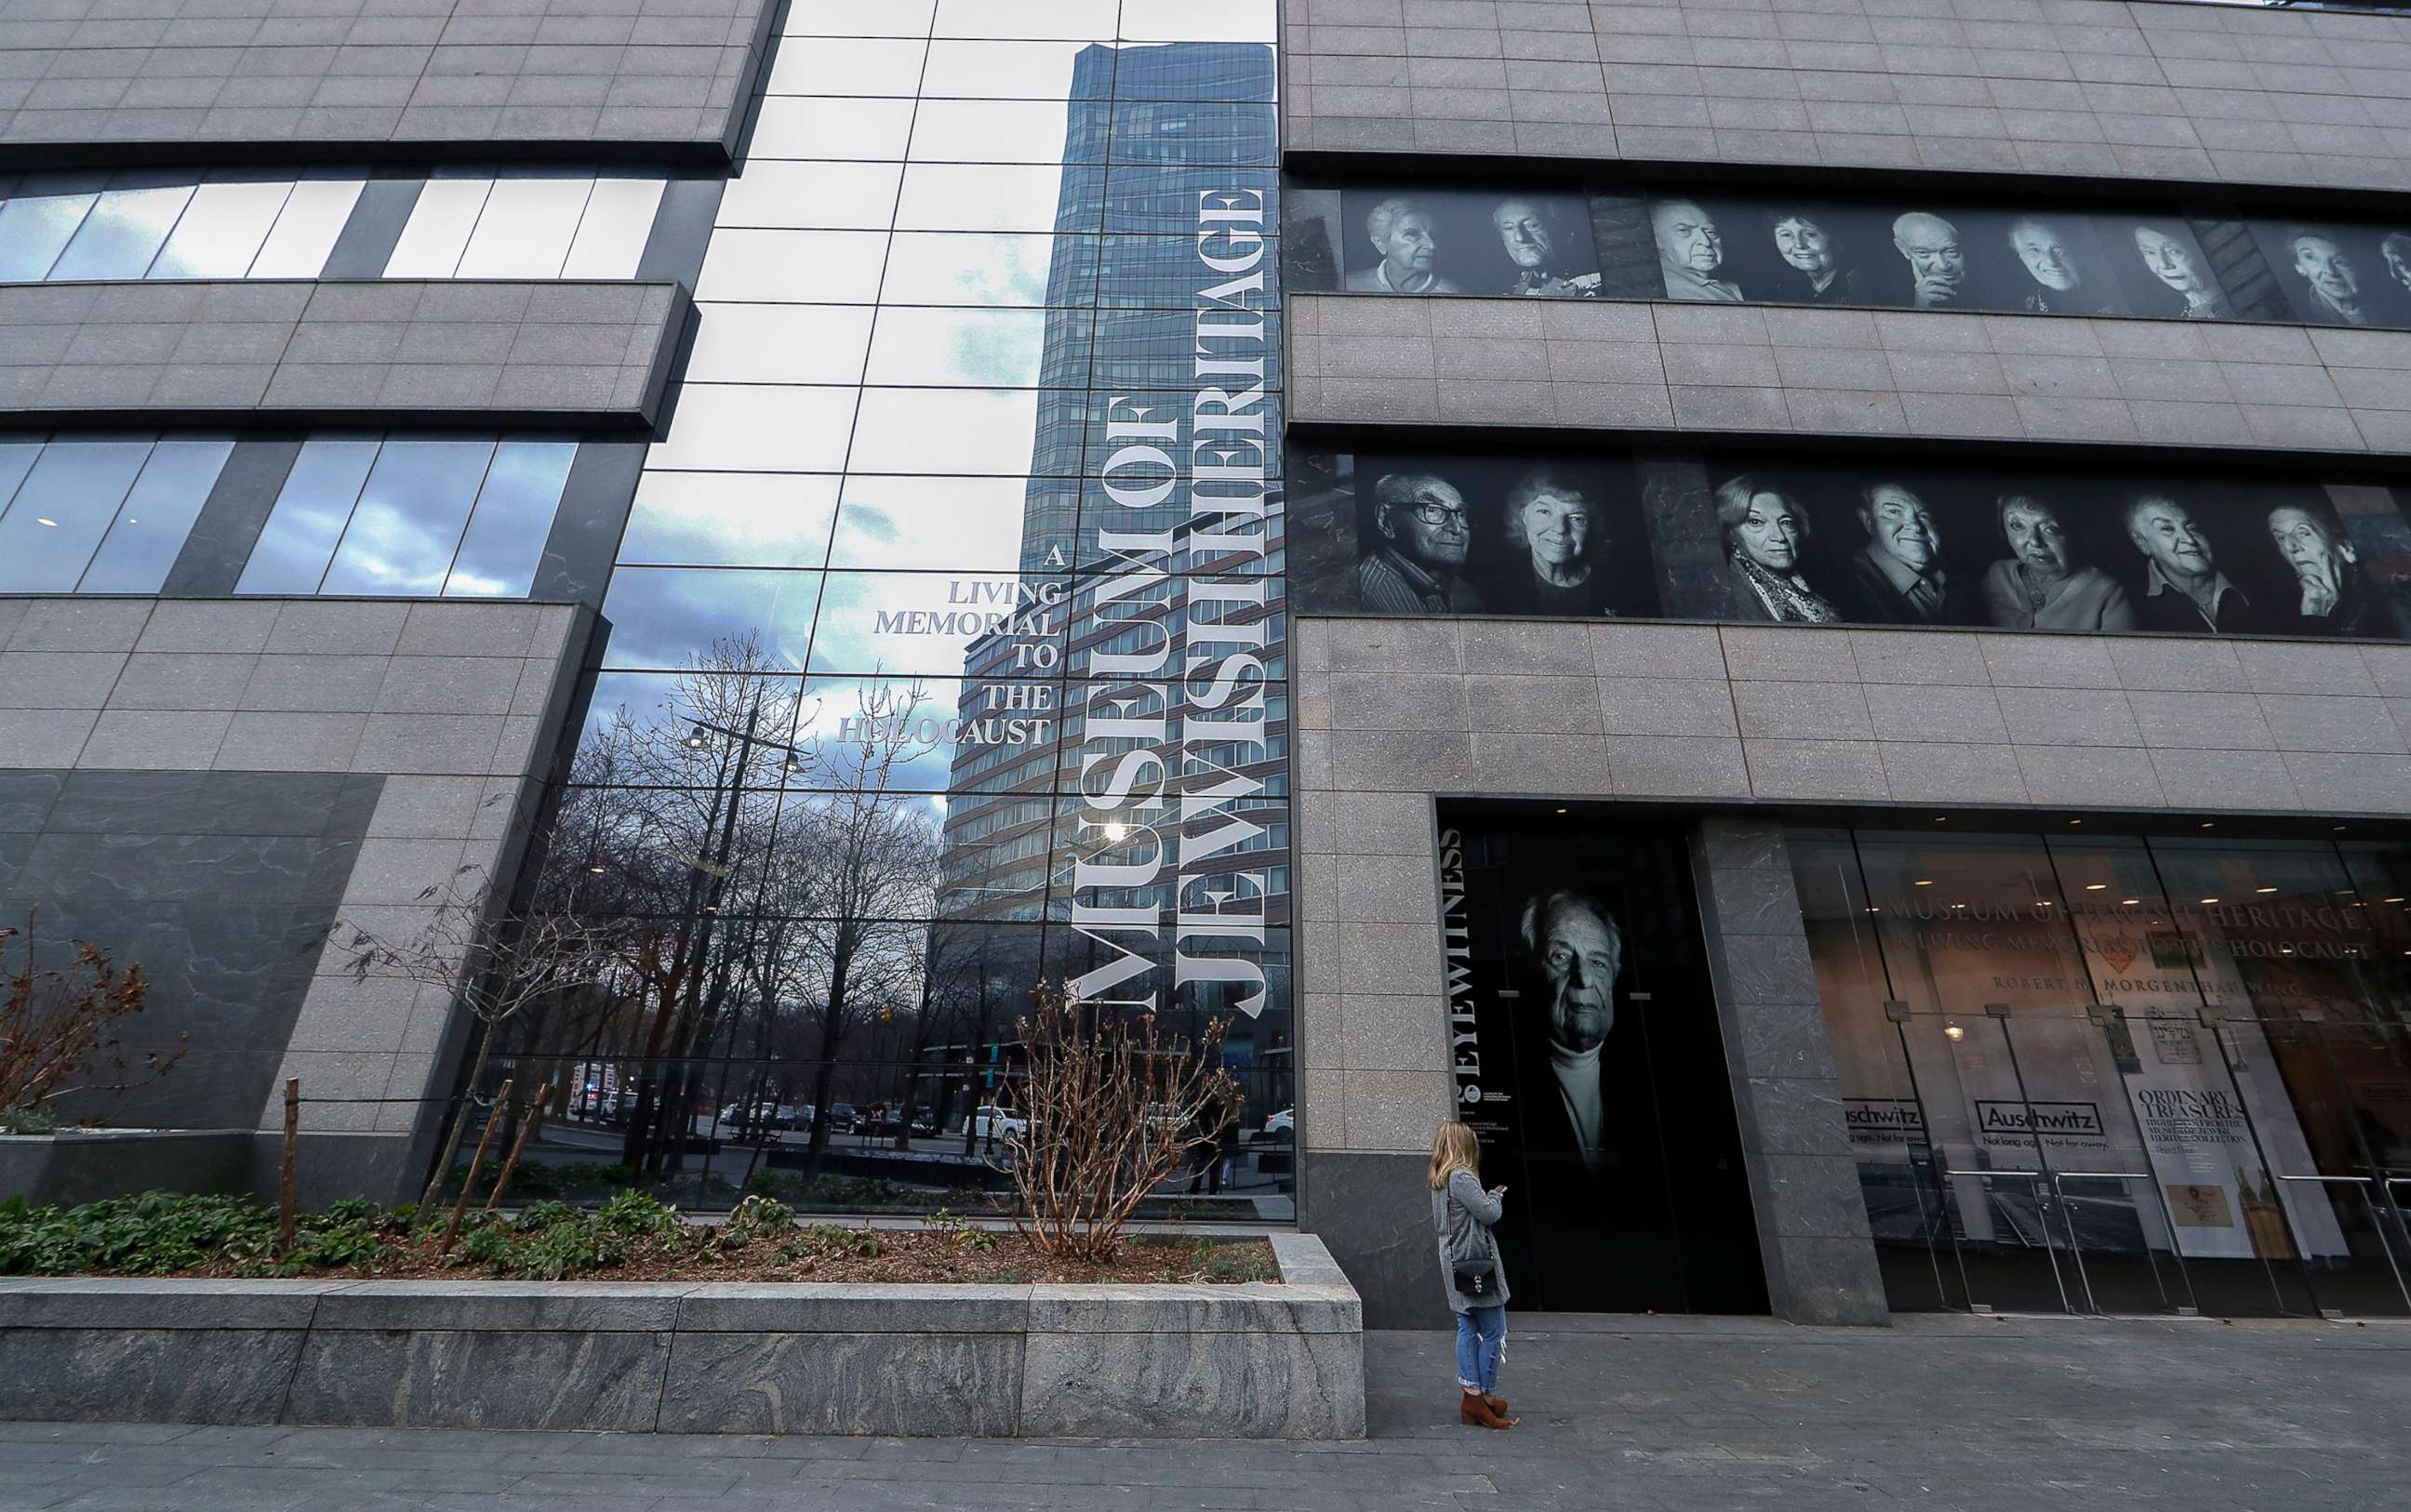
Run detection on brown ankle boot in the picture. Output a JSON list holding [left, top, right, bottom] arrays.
[[1459, 1392, 1512, 1429], [1483, 1392, 1510, 1417]]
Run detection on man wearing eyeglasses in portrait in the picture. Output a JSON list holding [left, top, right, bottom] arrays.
[[1352, 471, 1486, 614]]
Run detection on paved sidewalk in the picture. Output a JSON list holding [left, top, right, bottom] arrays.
[[3, 1314, 2404, 1511]]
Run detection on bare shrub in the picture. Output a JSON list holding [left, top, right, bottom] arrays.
[[1004, 984, 1236, 1263], [0, 911, 180, 1133]]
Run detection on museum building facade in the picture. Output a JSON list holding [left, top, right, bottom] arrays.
[[4, 0, 2411, 1332]]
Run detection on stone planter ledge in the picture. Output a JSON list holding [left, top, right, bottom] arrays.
[[0, 1232, 1364, 1440]]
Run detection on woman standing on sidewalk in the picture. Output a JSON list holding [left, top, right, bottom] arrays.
[[1430, 1121, 1517, 1429]]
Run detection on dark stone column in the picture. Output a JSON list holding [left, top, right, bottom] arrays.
[[1690, 816, 1890, 1326]]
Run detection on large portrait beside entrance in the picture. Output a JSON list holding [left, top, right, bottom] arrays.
[[1439, 808, 1764, 1315]]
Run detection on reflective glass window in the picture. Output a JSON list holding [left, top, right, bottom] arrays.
[[77, 438, 234, 592], [456, 175, 594, 278], [235, 437, 381, 594], [1109, 101, 1276, 166], [784, 0, 935, 35], [618, 472, 838, 568], [1102, 166, 1277, 234], [598, 566, 823, 670], [646, 385, 859, 474], [562, 178, 667, 280], [246, 178, 364, 278], [749, 97, 917, 161], [766, 37, 928, 96], [0, 441, 42, 520], [321, 438, 498, 596], [1112, 28, 1281, 81], [847, 388, 1054, 476], [0, 183, 100, 280], [717, 161, 901, 232], [896, 164, 1100, 233], [865, 307, 1056, 388], [920, 39, 1113, 99], [686, 304, 873, 386], [49, 184, 194, 280], [0, 438, 153, 592], [446, 440, 576, 597], [930, 0, 1115, 40], [910, 100, 1103, 166], [696, 229, 888, 303], [828, 475, 1053, 575], [879, 232, 1092, 307], [147, 180, 293, 279], [382, 179, 493, 278]]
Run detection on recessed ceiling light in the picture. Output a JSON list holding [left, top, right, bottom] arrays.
[[2385, 896, 2404, 905], [2084, 883, 2106, 891], [2201, 896, 2218, 904], [2200, 822, 2214, 829], [2068, 818, 2082, 826], [1914, 879, 1933, 887], [2121, 898, 2139, 906], [2256, 886, 2278, 894]]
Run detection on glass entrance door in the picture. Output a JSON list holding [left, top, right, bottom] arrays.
[[2235, 1015, 2411, 1317]]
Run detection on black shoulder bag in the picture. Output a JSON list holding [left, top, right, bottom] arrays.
[[1446, 1186, 1499, 1298]]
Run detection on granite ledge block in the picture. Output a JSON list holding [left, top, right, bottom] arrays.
[[656, 1330, 1024, 1438], [673, 1282, 1032, 1334], [281, 1326, 673, 1431], [307, 1280, 688, 1333], [0, 1327, 305, 1426], [1019, 1327, 1366, 1439], [1027, 1283, 1362, 1335], [0, 1277, 355, 1331]]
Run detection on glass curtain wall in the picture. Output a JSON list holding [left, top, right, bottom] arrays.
[[508, 0, 1290, 1215], [1795, 826, 2411, 1318]]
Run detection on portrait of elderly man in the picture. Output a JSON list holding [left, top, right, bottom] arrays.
[[1345, 196, 1461, 295], [1491, 196, 1600, 298], [2006, 216, 2111, 315], [2127, 222, 2232, 321], [1485, 466, 1618, 616], [1714, 475, 1840, 623], [2385, 231, 2411, 306], [1351, 471, 1486, 614], [2267, 498, 2391, 638], [1892, 211, 1967, 310], [1766, 209, 1863, 305], [1980, 492, 2137, 631], [1839, 482, 1954, 625], [2285, 229, 2370, 326], [1513, 888, 1623, 1165], [1652, 197, 1740, 302], [2125, 494, 2258, 634]]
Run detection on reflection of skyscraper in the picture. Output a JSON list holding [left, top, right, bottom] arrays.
[[937, 42, 1288, 1029]]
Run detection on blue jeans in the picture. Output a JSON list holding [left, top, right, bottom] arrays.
[[1454, 1306, 1506, 1392]]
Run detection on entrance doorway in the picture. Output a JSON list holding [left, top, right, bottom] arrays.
[[1440, 804, 1767, 1314]]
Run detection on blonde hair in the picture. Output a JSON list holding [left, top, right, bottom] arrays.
[[1427, 1121, 1480, 1190]]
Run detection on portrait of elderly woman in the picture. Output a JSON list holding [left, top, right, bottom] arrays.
[[1979, 493, 2137, 631], [1714, 475, 1839, 623], [1484, 466, 1620, 616]]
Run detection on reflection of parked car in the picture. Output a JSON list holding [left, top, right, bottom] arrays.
[[825, 1104, 859, 1134], [1262, 1108, 1294, 1138], [964, 1106, 1028, 1139]]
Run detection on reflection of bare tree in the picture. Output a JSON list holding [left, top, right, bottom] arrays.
[[529, 635, 946, 1179], [785, 691, 940, 1182]]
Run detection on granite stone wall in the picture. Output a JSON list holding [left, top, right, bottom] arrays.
[[0, 280, 690, 431], [1289, 612, 2411, 1321], [1284, 0, 2411, 194], [1290, 293, 2411, 454], [0, 0, 778, 163], [0, 595, 597, 1204]]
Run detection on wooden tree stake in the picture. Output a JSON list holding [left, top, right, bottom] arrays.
[[277, 1077, 300, 1254], [440, 1077, 512, 1253], [485, 1080, 553, 1211]]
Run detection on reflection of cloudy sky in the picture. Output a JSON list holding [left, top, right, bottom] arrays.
[[830, 476, 1031, 573], [881, 233, 1067, 306], [619, 473, 836, 568], [599, 566, 821, 670], [319, 440, 493, 595], [865, 308, 1049, 387], [849, 388, 1046, 474]]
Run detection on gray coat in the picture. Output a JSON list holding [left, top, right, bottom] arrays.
[[1432, 1167, 1510, 1314]]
